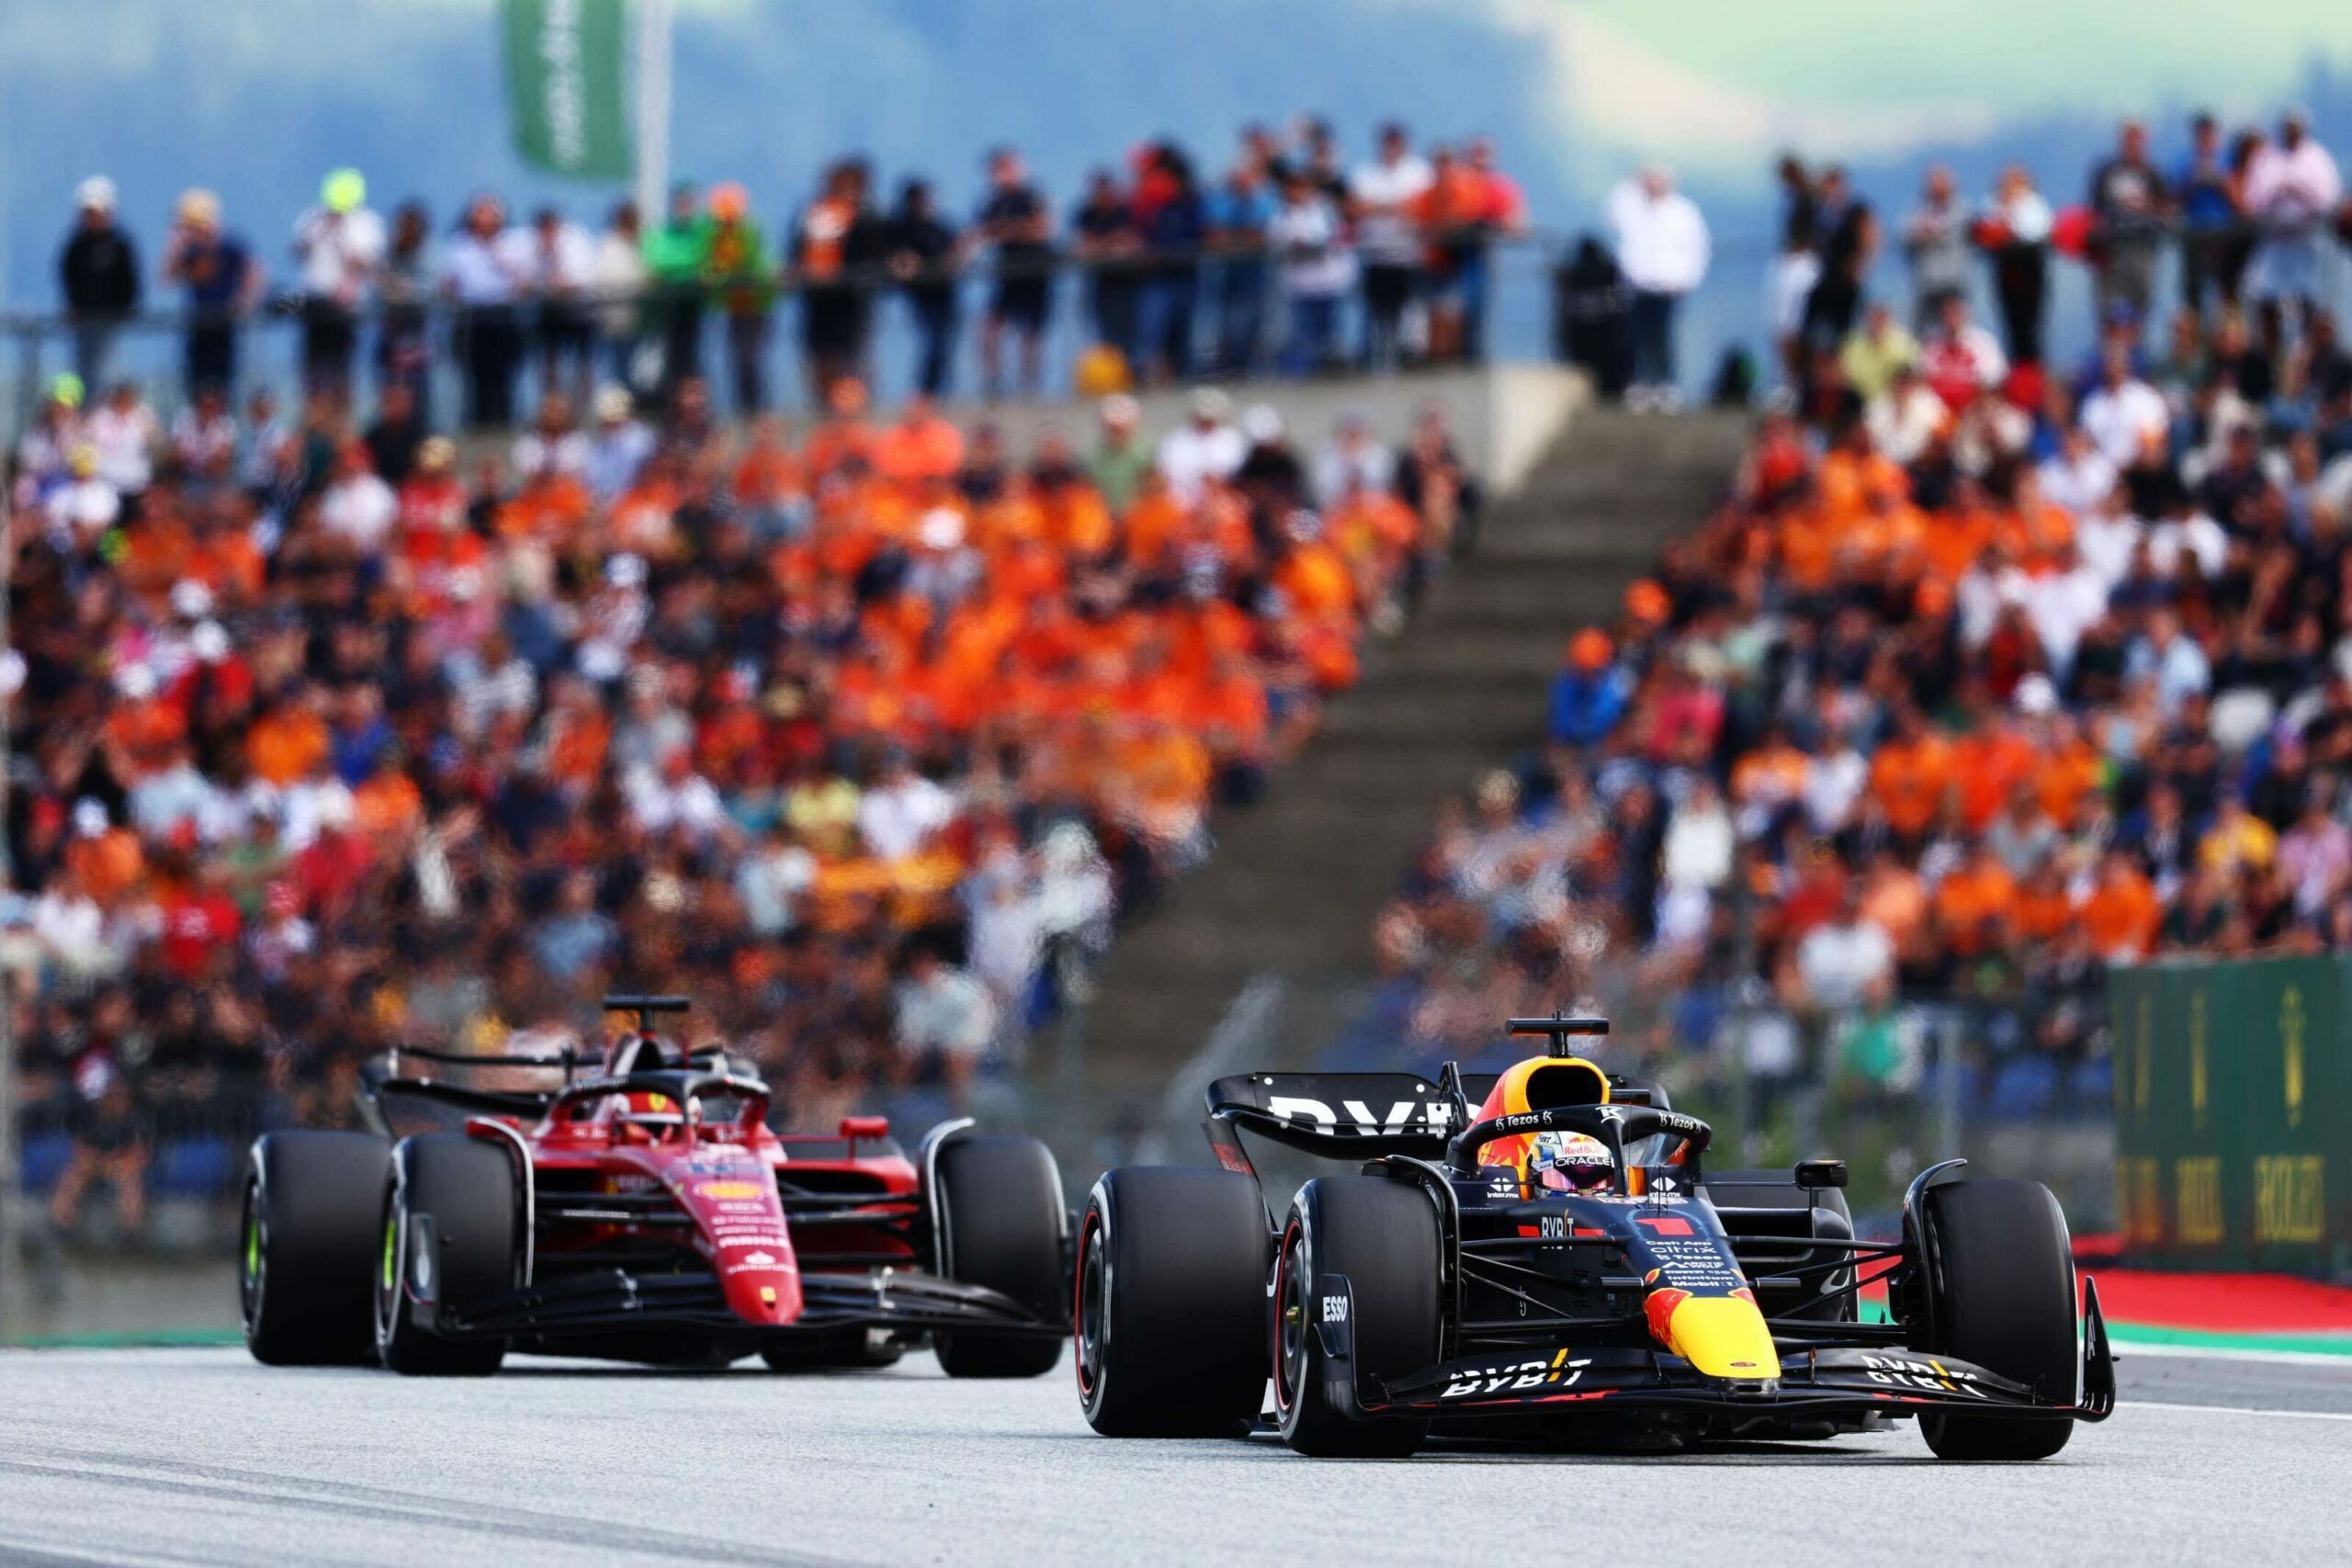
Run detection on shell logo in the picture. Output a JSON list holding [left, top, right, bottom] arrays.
[[695, 1180, 766, 1201]]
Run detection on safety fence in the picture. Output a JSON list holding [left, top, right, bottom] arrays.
[[2109, 955, 2346, 1277]]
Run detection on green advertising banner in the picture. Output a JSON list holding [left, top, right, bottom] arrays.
[[502, 0, 634, 181], [2110, 956, 2348, 1277]]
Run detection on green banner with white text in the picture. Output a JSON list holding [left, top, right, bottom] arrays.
[[502, 0, 634, 180], [2110, 956, 2349, 1277]]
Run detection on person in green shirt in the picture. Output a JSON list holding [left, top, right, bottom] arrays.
[[642, 181, 712, 399], [1836, 301, 1918, 403], [1088, 391, 1151, 514], [704, 182, 775, 412]]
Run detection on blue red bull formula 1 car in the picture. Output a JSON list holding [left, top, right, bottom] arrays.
[[238, 995, 1069, 1376], [1075, 1015, 2114, 1458]]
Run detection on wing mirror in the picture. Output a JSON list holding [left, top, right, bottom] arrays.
[[1794, 1158, 1849, 1190]]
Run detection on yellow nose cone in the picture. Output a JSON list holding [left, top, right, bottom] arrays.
[[1666, 1293, 1781, 1381]]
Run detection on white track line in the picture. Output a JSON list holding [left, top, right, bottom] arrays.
[[2129, 1398, 2352, 1423], [2110, 1337, 2352, 1367]]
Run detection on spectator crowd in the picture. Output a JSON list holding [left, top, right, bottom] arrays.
[[51, 118, 1532, 425], [1379, 107, 2352, 1125], [4, 346, 1482, 1237]]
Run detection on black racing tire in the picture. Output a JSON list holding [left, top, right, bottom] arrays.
[[239, 1132, 390, 1366], [1274, 1176, 1442, 1459], [932, 1134, 1068, 1379], [1075, 1167, 1271, 1438], [1915, 1178, 2078, 1461], [375, 1134, 520, 1377]]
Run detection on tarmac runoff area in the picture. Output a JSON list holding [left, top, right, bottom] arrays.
[[1, 1344, 2348, 1568]]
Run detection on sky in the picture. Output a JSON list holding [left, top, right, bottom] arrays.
[[1, 1, 2346, 331]]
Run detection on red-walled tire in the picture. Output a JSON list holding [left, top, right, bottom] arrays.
[[1273, 1176, 1441, 1458]]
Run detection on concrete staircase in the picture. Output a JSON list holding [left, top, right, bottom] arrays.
[[1054, 404, 1755, 1125]]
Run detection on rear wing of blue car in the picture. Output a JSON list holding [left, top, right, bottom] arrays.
[[1202, 1070, 1668, 1173]]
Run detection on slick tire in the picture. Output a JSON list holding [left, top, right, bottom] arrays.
[[1273, 1176, 1442, 1459], [240, 1131, 390, 1366], [1916, 1178, 2077, 1461], [375, 1134, 519, 1377], [1075, 1167, 1270, 1438], [932, 1135, 1068, 1379]]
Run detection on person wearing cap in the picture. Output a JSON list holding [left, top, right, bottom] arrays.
[[59, 175, 141, 393], [291, 167, 387, 398], [700, 182, 776, 413], [2244, 107, 2342, 316], [1549, 628, 1627, 748], [162, 187, 260, 399], [1155, 386, 1245, 504]]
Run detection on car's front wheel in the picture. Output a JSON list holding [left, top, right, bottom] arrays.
[[1914, 1177, 2078, 1461], [1274, 1176, 1442, 1458]]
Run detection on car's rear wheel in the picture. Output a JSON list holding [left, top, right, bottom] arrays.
[[1274, 1176, 1442, 1458], [240, 1132, 389, 1366], [931, 1134, 1067, 1378], [1075, 1167, 1270, 1437], [375, 1134, 519, 1377], [1914, 1178, 2078, 1461]]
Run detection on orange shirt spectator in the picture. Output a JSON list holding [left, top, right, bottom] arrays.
[[1933, 852, 2016, 955], [1951, 721, 2037, 831], [2081, 853, 2161, 959], [248, 698, 330, 787], [871, 399, 967, 484], [1868, 721, 1954, 839]]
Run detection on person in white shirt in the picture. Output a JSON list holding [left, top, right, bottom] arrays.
[[511, 392, 591, 481], [2025, 537, 2109, 681], [1864, 363, 1947, 465], [592, 200, 650, 394], [1792, 883, 1894, 1011], [2037, 425, 2120, 518], [318, 441, 398, 557], [1350, 123, 1432, 370], [519, 205, 597, 406], [1155, 387, 1247, 504], [2071, 480, 2144, 589], [1313, 411, 1395, 507], [290, 167, 385, 398], [858, 752, 956, 861], [439, 194, 530, 427], [1269, 173, 1353, 375], [1918, 293, 2007, 411], [84, 380, 156, 495], [2244, 108, 2342, 310], [1606, 167, 1711, 411], [2077, 346, 2169, 468], [44, 446, 119, 548], [2145, 497, 2227, 580]]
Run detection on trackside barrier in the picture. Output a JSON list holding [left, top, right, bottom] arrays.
[[2109, 956, 2348, 1278]]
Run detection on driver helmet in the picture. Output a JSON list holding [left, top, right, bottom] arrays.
[[1527, 1130, 1615, 1194]]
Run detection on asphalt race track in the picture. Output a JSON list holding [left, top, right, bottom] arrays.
[[1, 1346, 2346, 1567]]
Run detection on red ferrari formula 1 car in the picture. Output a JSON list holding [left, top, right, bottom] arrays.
[[1074, 1015, 2114, 1458], [238, 995, 1069, 1376]]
